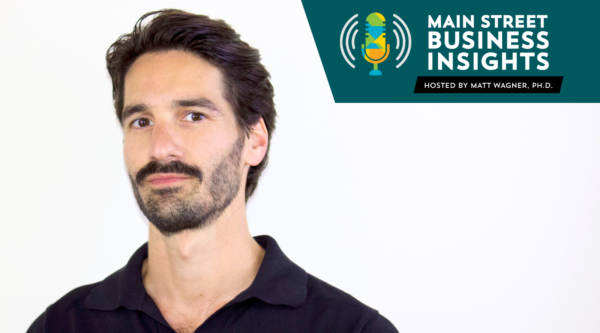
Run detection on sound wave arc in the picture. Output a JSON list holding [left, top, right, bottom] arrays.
[[393, 14, 411, 68], [340, 14, 359, 68]]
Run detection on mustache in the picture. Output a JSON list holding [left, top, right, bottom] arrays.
[[135, 160, 203, 186]]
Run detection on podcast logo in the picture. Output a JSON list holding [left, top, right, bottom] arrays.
[[303, 0, 596, 102], [340, 12, 412, 76]]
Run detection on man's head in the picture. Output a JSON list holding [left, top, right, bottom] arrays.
[[106, 10, 275, 235]]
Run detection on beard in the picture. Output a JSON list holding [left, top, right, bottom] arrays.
[[129, 135, 245, 236]]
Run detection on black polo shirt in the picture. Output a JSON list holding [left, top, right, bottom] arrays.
[[28, 235, 398, 333]]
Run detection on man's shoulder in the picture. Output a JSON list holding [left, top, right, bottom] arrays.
[[44, 263, 127, 311], [27, 282, 101, 333], [304, 273, 379, 314], [52, 282, 101, 308], [27, 263, 131, 332], [305, 273, 369, 308], [303, 273, 398, 333]]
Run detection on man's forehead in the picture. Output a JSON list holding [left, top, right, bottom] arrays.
[[123, 50, 227, 109]]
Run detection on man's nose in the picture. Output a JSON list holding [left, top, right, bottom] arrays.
[[148, 121, 184, 162]]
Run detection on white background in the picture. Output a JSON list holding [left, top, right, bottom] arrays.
[[1, 1, 599, 332]]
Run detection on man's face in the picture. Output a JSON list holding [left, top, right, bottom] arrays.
[[122, 50, 245, 236]]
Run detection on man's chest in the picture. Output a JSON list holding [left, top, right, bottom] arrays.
[[57, 305, 367, 333]]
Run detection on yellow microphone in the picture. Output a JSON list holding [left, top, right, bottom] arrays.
[[361, 13, 390, 76]]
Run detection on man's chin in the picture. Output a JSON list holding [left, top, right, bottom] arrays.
[[146, 212, 209, 237], [148, 185, 184, 196]]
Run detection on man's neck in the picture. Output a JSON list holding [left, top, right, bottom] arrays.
[[141, 199, 265, 331]]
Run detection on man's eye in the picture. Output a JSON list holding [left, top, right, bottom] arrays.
[[183, 113, 206, 122], [131, 118, 154, 128]]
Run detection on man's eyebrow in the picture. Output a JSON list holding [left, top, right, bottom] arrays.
[[173, 98, 220, 113], [121, 98, 220, 122], [122, 104, 148, 122]]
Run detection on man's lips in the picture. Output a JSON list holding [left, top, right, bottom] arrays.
[[145, 174, 192, 186]]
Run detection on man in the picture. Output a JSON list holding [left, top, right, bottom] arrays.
[[28, 9, 398, 333]]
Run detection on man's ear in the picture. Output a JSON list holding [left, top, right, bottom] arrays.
[[245, 117, 268, 167]]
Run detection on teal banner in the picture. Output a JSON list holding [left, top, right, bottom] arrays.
[[301, 0, 600, 102]]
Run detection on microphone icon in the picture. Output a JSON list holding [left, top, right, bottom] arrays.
[[361, 13, 390, 76]]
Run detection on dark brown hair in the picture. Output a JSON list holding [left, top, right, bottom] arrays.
[[106, 9, 276, 201]]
